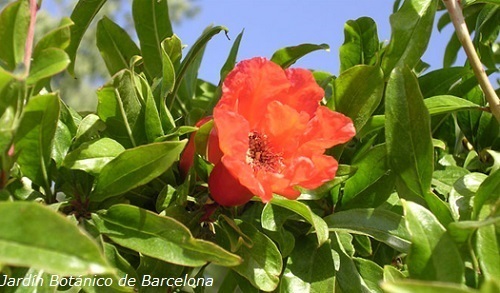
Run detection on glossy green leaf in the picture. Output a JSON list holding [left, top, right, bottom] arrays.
[[475, 224, 500, 281], [51, 120, 72, 168], [217, 220, 282, 292], [270, 43, 329, 69], [93, 204, 241, 267], [381, 0, 438, 76], [96, 16, 140, 76], [382, 279, 477, 293], [134, 74, 164, 142], [449, 173, 487, 221], [331, 65, 384, 131], [325, 208, 411, 252], [132, 0, 173, 79], [462, 0, 500, 7], [73, 113, 106, 147], [63, 138, 125, 175], [432, 166, 470, 196], [279, 235, 335, 293], [0, 0, 29, 70], [33, 17, 74, 55], [160, 40, 176, 97], [342, 144, 391, 205], [386, 66, 433, 199], [0, 73, 20, 154], [261, 203, 295, 257], [402, 200, 464, 283], [473, 169, 500, 220], [425, 95, 482, 115], [14, 94, 60, 188], [66, 0, 107, 75], [383, 265, 406, 282], [27, 48, 70, 85], [269, 197, 329, 247], [0, 201, 112, 275], [97, 70, 146, 148], [339, 17, 379, 72], [91, 140, 186, 201]]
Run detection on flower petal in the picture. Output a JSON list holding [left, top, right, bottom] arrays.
[[262, 100, 309, 157], [285, 154, 339, 190], [299, 106, 356, 154], [281, 68, 324, 116], [213, 106, 249, 160], [218, 57, 289, 129]]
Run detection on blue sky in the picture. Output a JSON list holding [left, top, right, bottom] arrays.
[[172, 0, 462, 83]]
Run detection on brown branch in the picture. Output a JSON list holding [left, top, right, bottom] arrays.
[[23, 0, 38, 76], [443, 0, 500, 122]]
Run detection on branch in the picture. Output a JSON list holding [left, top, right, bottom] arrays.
[[23, 0, 38, 76], [443, 0, 500, 122]]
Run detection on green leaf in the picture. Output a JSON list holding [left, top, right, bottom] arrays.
[[339, 17, 379, 72], [134, 74, 164, 142], [33, 17, 74, 55], [330, 65, 384, 131], [90, 140, 186, 202], [449, 173, 487, 221], [73, 113, 106, 147], [169, 25, 229, 111], [160, 40, 176, 97], [96, 16, 140, 76], [216, 220, 282, 292], [381, 0, 438, 77], [0, 0, 29, 70], [418, 67, 472, 98], [14, 94, 60, 188], [97, 70, 146, 148], [473, 169, 500, 220], [0, 201, 112, 275], [220, 30, 244, 83], [270, 43, 329, 69], [0, 73, 21, 154], [324, 208, 411, 252], [27, 48, 70, 85], [402, 200, 464, 283], [475, 224, 500, 281], [132, 0, 173, 79], [462, 0, 500, 7], [424, 95, 482, 115], [385, 66, 433, 199], [261, 203, 295, 257], [279, 235, 335, 292], [342, 144, 391, 206], [93, 204, 241, 267], [382, 279, 477, 293], [269, 197, 329, 247], [51, 120, 72, 168], [62, 138, 125, 175], [66, 0, 107, 76]]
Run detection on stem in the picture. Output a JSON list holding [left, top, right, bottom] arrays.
[[443, 0, 500, 122], [23, 0, 38, 76]]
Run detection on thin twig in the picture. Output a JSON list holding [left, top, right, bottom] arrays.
[[23, 0, 38, 76], [443, 0, 500, 122]]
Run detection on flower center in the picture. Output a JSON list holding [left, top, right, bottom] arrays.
[[246, 131, 283, 172]]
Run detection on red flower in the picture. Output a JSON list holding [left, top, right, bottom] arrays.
[[205, 58, 355, 206]]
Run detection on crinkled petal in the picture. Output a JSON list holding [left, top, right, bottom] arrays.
[[213, 106, 249, 159], [281, 68, 324, 116], [218, 57, 289, 129], [222, 157, 268, 199], [261, 100, 309, 157], [299, 106, 356, 154], [282, 154, 338, 191]]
